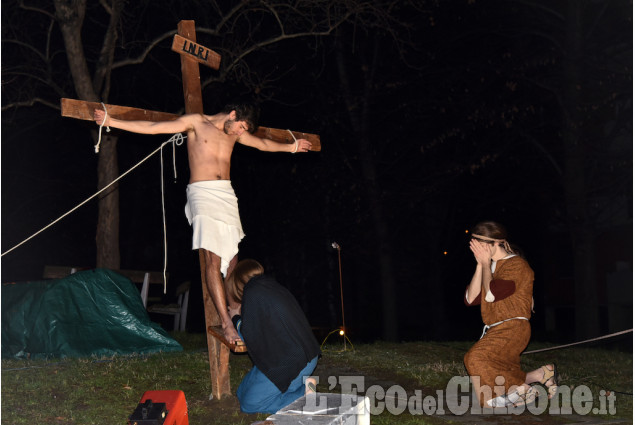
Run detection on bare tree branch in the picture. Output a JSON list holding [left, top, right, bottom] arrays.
[[93, 0, 125, 98], [98, 0, 112, 15], [18, 0, 55, 19], [110, 30, 176, 70], [2, 97, 61, 111]]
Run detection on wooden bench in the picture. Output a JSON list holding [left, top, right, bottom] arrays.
[[42, 265, 82, 279], [43, 266, 165, 308], [147, 280, 191, 332], [115, 269, 166, 308], [42, 266, 188, 331]]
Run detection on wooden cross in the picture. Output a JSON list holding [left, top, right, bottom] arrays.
[[61, 21, 321, 147], [175, 20, 235, 402], [61, 20, 320, 399]]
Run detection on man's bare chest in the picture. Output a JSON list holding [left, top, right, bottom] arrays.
[[185, 125, 225, 145]]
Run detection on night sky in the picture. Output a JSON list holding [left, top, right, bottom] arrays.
[[1, 1, 632, 345]]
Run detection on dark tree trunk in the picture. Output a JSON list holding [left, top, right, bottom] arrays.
[[334, 34, 398, 341], [94, 133, 120, 269], [54, 0, 121, 270], [562, 0, 599, 339]]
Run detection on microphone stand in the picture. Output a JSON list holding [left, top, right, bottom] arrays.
[[321, 242, 354, 351]]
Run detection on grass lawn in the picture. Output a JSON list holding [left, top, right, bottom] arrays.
[[2, 333, 632, 424]]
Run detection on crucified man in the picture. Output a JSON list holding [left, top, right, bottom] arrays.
[[93, 102, 312, 344]]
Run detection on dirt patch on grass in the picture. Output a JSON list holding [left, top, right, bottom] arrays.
[[204, 395, 265, 424]]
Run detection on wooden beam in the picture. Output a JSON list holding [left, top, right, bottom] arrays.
[[208, 325, 248, 353], [61, 98, 178, 122], [172, 34, 221, 70], [199, 250, 232, 399], [177, 21, 204, 115], [254, 127, 321, 151], [61, 98, 321, 150], [180, 21, 231, 399]]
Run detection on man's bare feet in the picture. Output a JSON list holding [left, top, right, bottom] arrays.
[[222, 322, 243, 346]]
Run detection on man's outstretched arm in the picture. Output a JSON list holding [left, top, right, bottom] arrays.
[[238, 131, 312, 153], [93, 109, 196, 135]]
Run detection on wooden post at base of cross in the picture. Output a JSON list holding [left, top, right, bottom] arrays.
[[198, 251, 232, 399]]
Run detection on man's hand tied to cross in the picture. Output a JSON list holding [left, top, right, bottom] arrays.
[[93, 102, 312, 345]]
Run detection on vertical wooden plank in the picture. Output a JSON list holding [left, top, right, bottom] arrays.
[[179, 20, 229, 399], [199, 250, 231, 399], [177, 20, 204, 115]]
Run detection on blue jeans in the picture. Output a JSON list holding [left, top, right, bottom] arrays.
[[236, 356, 318, 414]]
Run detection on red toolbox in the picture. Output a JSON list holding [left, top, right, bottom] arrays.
[[128, 390, 188, 425]]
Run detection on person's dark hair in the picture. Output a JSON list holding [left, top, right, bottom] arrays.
[[470, 220, 523, 257], [226, 259, 264, 303], [222, 102, 260, 133], [471, 221, 508, 242]]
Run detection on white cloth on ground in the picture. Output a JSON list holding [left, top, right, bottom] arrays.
[[184, 180, 245, 277]]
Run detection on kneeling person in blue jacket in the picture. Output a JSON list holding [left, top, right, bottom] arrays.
[[226, 259, 320, 414]]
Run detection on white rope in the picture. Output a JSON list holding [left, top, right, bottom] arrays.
[[287, 129, 298, 153], [522, 328, 633, 355], [480, 317, 529, 339], [1, 134, 186, 260], [95, 102, 111, 153], [159, 133, 184, 292]]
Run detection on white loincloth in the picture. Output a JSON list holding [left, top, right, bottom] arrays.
[[184, 180, 245, 277]]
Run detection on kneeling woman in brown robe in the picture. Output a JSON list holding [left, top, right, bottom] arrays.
[[464, 221, 558, 407]]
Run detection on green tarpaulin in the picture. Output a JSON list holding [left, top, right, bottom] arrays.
[[2, 268, 182, 359]]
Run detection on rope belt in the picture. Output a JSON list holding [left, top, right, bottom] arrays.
[[480, 316, 529, 339]]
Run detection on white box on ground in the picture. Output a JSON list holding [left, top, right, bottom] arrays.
[[265, 393, 370, 425]]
